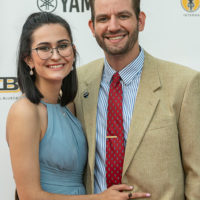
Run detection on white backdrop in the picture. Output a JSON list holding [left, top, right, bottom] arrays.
[[0, 0, 199, 199]]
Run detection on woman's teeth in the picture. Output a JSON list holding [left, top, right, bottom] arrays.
[[49, 64, 63, 69]]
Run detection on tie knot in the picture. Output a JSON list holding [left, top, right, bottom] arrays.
[[112, 72, 121, 83]]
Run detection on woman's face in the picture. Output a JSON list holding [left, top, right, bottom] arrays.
[[26, 23, 74, 85]]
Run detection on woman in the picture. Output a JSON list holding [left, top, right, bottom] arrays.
[[6, 12, 150, 200]]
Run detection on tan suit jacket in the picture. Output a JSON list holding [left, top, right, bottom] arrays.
[[74, 51, 200, 199]]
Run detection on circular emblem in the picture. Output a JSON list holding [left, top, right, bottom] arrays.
[[181, 0, 200, 12], [37, 0, 57, 12]]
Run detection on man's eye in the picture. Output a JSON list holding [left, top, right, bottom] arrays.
[[97, 17, 108, 22], [119, 15, 129, 19], [37, 46, 50, 52]]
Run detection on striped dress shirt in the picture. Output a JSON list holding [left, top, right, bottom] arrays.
[[94, 48, 144, 193]]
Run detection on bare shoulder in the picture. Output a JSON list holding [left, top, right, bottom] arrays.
[[6, 97, 41, 144], [7, 97, 39, 121]]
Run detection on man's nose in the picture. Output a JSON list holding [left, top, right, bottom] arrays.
[[107, 16, 120, 32]]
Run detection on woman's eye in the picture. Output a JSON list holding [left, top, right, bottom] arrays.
[[58, 44, 69, 49], [38, 46, 50, 52]]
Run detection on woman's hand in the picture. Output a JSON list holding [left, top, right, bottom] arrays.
[[97, 184, 151, 200]]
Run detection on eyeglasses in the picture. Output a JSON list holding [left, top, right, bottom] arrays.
[[32, 42, 73, 60]]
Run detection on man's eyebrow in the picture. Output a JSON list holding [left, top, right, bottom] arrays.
[[96, 14, 108, 19], [96, 10, 133, 18], [118, 10, 133, 15]]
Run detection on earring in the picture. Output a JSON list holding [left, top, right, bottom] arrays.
[[30, 68, 34, 76], [71, 59, 75, 71], [59, 89, 63, 97]]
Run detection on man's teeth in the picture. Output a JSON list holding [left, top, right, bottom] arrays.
[[109, 36, 124, 40], [49, 64, 63, 69]]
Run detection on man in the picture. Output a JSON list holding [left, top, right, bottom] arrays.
[[74, 0, 200, 199]]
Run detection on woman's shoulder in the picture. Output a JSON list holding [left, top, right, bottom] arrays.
[[6, 96, 43, 144], [8, 96, 39, 118], [7, 96, 43, 131]]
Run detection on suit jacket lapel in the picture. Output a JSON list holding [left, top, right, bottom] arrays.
[[122, 52, 161, 176], [81, 59, 104, 174]]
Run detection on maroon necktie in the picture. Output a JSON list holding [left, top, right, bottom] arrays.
[[106, 72, 125, 188]]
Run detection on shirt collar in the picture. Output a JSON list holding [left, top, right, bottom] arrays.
[[103, 48, 144, 85]]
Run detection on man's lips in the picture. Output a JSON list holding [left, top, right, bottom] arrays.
[[106, 35, 125, 40], [104, 33, 127, 41]]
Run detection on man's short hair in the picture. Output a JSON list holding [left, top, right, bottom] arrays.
[[89, 0, 141, 23]]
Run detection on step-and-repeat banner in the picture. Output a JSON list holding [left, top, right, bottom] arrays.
[[1, 0, 200, 199]]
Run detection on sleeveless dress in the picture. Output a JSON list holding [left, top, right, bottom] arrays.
[[39, 102, 87, 195]]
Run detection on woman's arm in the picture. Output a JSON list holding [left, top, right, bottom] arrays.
[[7, 98, 43, 199]]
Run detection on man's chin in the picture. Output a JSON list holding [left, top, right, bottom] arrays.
[[104, 47, 128, 56]]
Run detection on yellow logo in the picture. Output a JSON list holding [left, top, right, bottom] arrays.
[[181, 0, 200, 12], [0, 77, 20, 93]]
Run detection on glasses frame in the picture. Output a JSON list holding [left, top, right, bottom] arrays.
[[31, 42, 73, 60]]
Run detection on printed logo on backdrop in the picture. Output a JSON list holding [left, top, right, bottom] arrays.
[[181, 0, 200, 12], [37, 0, 57, 12], [0, 77, 20, 101], [37, 0, 90, 12], [181, 0, 200, 16]]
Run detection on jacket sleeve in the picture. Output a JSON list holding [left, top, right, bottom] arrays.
[[178, 72, 200, 199]]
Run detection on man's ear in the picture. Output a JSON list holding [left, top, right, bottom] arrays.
[[138, 11, 146, 32], [24, 56, 34, 70], [88, 20, 95, 36]]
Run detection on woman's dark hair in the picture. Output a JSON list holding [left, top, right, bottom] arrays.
[[15, 190, 19, 200], [17, 12, 77, 106]]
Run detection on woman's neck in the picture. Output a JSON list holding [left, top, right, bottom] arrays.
[[35, 79, 62, 104]]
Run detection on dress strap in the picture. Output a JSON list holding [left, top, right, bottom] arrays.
[[40, 100, 48, 106]]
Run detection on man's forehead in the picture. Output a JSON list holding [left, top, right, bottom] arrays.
[[94, 0, 134, 15]]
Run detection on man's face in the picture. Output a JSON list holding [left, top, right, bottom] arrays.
[[89, 0, 140, 56]]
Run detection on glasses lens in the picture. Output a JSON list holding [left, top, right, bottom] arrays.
[[37, 47, 52, 59], [35, 43, 73, 60], [58, 43, 73, 57]]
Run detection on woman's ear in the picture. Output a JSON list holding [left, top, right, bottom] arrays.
[[72, 44, 76, 61], [72, 44, 76, 55], [24, 56, 35, 75], [24, 56, 34, 69], [72, 44, 76, 50]]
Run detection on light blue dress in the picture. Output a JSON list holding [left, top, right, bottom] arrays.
[[39, 102, 87, 195]]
